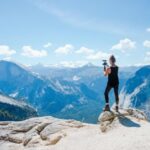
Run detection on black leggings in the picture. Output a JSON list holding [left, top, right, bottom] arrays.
[[104, 84, 119, 104]]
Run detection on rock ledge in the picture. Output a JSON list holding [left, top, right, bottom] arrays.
[[98, 108, 147, 132]]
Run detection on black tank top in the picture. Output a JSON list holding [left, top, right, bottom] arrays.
[[108, 66, 119, 86]]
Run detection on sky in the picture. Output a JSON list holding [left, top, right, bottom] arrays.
[[0, 0, 150, 67]]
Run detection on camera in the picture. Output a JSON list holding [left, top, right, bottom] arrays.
[[102, 60, 108, 67], [102, 60, 108, 71]]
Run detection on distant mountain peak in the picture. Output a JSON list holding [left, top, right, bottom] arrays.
[[82, 62, 95, 67]]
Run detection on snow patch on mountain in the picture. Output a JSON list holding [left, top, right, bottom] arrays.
[[9, 92, 18, 98], [72, 75, 81, 81], [54, 80, 79, 94], [0, 94, 28, 108], [78, 97, 88, 104], [61, 104, 74, 112]]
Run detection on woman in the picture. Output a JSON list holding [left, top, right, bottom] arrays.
[[103, 55, 119, 112]]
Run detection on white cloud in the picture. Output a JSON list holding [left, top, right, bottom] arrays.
[[58, 60, 88, 68], [55, 44, 74, 55], [111, 38, 136, 52], [143, 40, 150, 48], [21, 46, 47, 58], [87, 51, 110, 60], [43, 42, 52, 48], [2, 57, 12, 61], [0, 45, 16, 56], [146, 51, 150, 56], [144, 51, 150, 63], [75, 46, 110, 61], [76, 47, 94, 55], [146, 28, 150, 32]]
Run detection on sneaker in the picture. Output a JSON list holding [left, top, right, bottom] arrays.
[[115, 105, 119, 112], [103, 104, 110, 111]]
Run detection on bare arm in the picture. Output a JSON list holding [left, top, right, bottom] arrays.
[[104, 67, 111, 76]]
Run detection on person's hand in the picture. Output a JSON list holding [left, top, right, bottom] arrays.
[[104, 66, 106, 71], [104, 67, 111, 76]]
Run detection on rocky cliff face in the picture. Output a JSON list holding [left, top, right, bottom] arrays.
[[0, 94, 37, 121], [120, 65, 150, 119], [0, 108, 149, 150]]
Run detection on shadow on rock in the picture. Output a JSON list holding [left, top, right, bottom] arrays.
[[118, 115, 140, 128]]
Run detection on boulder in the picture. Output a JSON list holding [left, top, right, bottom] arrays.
[[98, 108, 147, 132], [98, 111, 115, 122]]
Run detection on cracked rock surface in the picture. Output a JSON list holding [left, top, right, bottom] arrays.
[[0, 109, 150, 150], [0, 116, 84, 150]]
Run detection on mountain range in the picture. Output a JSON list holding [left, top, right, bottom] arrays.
[[0, 61, 101, 123], [0, 60, 144, 123]]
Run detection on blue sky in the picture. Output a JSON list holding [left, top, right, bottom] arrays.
[[0, 0, 150, 67]]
